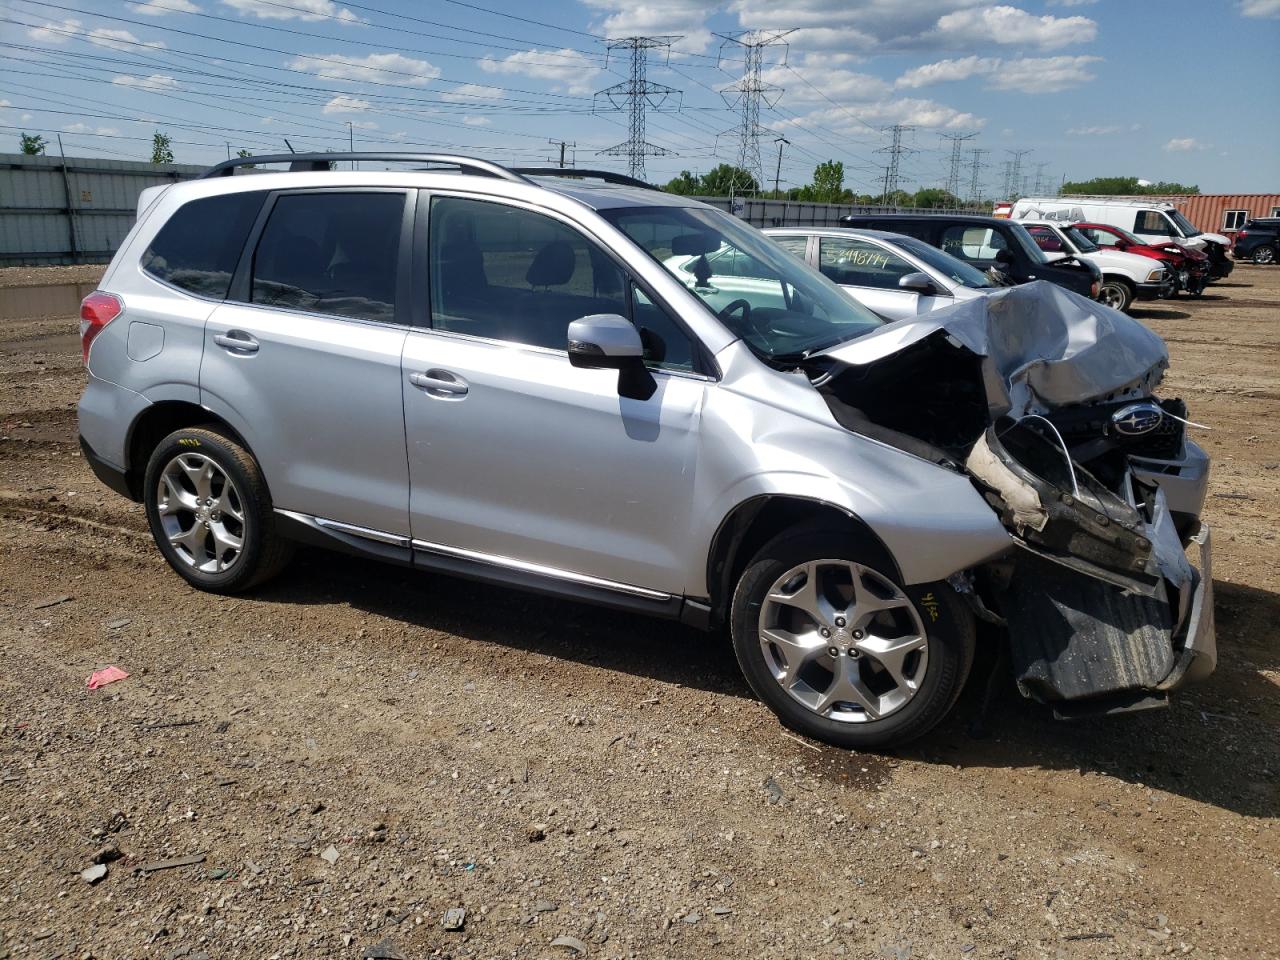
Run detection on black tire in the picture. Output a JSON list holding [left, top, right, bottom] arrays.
[[730, 530, 975, 751], [1254, 245, 1277, 265], [1098, 277, 1134, 312], [143, 426, 293, 593]]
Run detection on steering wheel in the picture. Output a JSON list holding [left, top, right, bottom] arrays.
[[719, 298, 770, 340]]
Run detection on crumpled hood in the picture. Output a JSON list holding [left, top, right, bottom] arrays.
[[820, 280, 1168, 418]]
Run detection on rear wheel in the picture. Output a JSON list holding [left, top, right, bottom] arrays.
[[1254, 245, 1276, 265], [143, 427, 293, 593], [1097, 277, 1134, 312], [730, 531, 975, 750]]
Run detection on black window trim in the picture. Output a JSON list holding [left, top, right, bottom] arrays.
[[228, 186, 417, 329], [411, 188, 719, 380]]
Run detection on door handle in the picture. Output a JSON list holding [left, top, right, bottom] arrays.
[[214, 331, 259, 354], [409, 370, 469, 397]]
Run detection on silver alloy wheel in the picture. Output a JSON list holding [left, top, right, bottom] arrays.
[[758, 559, 928, 724], [1255, 246, 1276, 264], [1098, 282, 1128, 310], [156, 452, 246, 573]]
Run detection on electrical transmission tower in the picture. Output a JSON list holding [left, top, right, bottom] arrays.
[[716, 30, 793, 192], [1032, 161, 1051, 195], [1005, 149, 1032, 200], [967, 147, 988, 203], [594, 36, 681, 181], [940, 132, 976, 199], [876, 124, 915, 203]]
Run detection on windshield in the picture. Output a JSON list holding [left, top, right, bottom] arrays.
[[1061, 225, 1099, 252], [1169, 209, 1201, 238], [601, 205, 883, 360], [894, 236, 993, 288], [1007, 221, 1051, 264]]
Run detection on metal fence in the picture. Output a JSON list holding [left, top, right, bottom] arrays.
[[1, 152, 994, 266], [0, 153, 205, 266]]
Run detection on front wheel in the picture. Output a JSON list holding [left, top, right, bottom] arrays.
[[730, 531, 975, 750], [143, 427, 293, 593], [1254, 245, 1277, 265], [1097, 277, 1134, 312]]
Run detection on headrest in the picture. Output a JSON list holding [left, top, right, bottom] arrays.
[[526, 240, 575, 287]]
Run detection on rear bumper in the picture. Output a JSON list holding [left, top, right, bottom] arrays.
[[79, 435, 136, 501]]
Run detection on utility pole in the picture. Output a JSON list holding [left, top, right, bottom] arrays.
[[939, 132, 976, 200], [594, 36, 681, 181], [967, 147, 988, 203], [772, 136, 789, 198], [876, 124, 915, 203], [548, 139, 575, 168], [348, 121, 355, 171], [717, 30, 793, 192], [1005, 148, 1031, 200]]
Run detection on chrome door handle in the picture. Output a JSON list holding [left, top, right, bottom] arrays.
[[214, 331, 259, 354], [409, 370, 469, 397]]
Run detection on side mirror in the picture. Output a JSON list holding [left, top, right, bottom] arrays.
[[567, 314, 655, 401], [898, 271, 939, 296]]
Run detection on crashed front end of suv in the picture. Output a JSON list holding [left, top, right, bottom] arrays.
[[804, 281, 1214, 716]]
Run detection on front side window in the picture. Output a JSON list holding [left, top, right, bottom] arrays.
[[1222, 209, 1249, 231], [1025, 225, 1066, 254], [1168, 209, 1200, 238], [142, 191, 266, 298], [602, 205, 883, 362], [940, 225, 1008, 262], [894, 236, 993, 288], [428, 195, 629, 352], [1061, 226, 1098, 252], [818, 237, 914, 290], [1134, 210, 1175, 237], [250, 192, 404, 322], [1080, 225, 1121, 248]]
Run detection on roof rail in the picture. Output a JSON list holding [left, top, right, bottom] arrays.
[[199, 152, 532, 183], [507, 168, 656, 191]]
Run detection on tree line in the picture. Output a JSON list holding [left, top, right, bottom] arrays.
[[663, 160, 971, 208]]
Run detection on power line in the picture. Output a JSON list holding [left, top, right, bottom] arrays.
[[594, 36, 680, 181], [716, 30, 792, 191], [939, 132, 976, 199]]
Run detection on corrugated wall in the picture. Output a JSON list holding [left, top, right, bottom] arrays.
[[0, 153, 205, 265], [1161, 194, 1280, 237]]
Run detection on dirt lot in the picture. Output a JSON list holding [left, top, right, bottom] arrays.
[[1, 264, 1277, 960]]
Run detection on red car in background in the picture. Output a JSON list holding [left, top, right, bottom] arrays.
[[1075, 222, 1208, 297]]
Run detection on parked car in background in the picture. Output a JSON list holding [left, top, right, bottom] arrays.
[[1074, 222, 1209, 297], [839, 213, 1101, 300], [1009, 196, 1233, 281], [1233, 218, 1280, 265], [761, 227, 999, 321], [1019, 220, 1170, 313]]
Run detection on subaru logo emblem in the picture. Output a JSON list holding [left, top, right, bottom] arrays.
[[1111, 402, 1164, 436]]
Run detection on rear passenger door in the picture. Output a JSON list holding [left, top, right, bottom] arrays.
[[401, 193, 706, 595], [201, 188, 415, 536]]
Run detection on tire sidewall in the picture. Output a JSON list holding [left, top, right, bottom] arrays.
[[1100, 278, 1133, 312], [730, 532, 974, 750], [143, 429, 266, 592]]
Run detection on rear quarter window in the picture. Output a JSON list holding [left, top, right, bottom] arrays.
[[141, 191, 266, 298]]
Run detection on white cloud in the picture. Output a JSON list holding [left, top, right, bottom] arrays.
[[1164, 137, 1210, 152], [27, 17, 82, 43], [322, 94, 371, 114], [895, 55, 999, 88], [62, 123, 120, 136], [986, 55, 1101, 93], [462, 116, 491, 126], [439, 83, 504, 103], [1066, 124, 1121, 135], [1240, 0, 1280, 15], [729, 0, 986, 50], [0, 99, 10, 108], [929, 5, 1097, 49], [782, 96, 985, 133], [287, 52, 440, 85], [765, 56, 892, 102], [112, 73, 181, 91], [222, 0, 362, 23], [1050, 0, 1097, 5], [131, 0, 200, 14], [479, 48, 600, 95], [260, 116, 279, 125], [349, 120, 377, 129], [88, 27, 166, 50], [582, 0, 712, 53]]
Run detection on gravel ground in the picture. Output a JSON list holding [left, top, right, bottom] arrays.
[[0, 263, 1276, 960]]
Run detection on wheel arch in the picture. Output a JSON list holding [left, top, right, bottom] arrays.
[[124, 401, 250, 500], [704, 495, 902, 629]]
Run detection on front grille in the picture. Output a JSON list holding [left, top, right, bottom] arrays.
[[1047, 398, 1186, 461]]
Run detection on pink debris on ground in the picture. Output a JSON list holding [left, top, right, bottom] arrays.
[[86, 666, 129, 690]]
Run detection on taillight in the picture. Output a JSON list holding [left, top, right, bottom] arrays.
[[1237, 229, 1247, 238], [1091, 280, 1101, 299], [80, 291, 123, 365]]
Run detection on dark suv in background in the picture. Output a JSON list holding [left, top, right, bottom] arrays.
[[839, 214, 1101, 301], [1233, 219, 1280, 265]]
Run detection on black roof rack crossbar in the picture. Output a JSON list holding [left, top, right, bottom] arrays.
[[200, 152, 532, 183], [507, 168, 656, 190]]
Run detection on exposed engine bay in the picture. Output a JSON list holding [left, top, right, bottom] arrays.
[[803, 282, 1215, 715]]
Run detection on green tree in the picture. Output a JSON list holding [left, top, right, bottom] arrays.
[[912, 187, 961, 208], [150, 130, 174, 165], [1060, 175, 1199, 196], [19, 132, 47, 155], [699, 163, 758, 197], [809, 160, 845, 203], [663, 170, 701, 195]]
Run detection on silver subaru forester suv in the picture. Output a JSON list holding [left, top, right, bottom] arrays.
[[78, 153, 1215, 749]]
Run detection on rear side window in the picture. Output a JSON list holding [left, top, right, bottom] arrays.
[[250, 192, 405, 322], [818, 237, 914, 289], [141, 191, 265, 298], [940, 225, 1007, 262]]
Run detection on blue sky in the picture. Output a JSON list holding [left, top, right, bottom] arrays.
[[2, 0, 1277, 195]]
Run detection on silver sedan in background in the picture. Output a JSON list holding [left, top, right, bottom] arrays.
[[764, 227, 1000, 321]]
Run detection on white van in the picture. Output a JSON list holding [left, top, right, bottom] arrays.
[[1009, 196, 1233, 280]]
